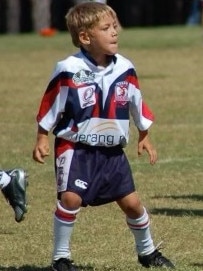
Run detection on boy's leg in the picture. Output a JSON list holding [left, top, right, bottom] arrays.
[[117, 192, 155, 255], [127, 207, 155, 255], [52, 193, 81, 271], [1, 169, 28, 222], [117, 192, 175, 269]]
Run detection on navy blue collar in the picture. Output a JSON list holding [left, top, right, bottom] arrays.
[[80, 47, 117, 66]]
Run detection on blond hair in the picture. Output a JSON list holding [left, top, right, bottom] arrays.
[[65, 2, 117, 47]]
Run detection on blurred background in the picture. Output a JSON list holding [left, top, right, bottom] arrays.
[[0, 0, 203, 34]]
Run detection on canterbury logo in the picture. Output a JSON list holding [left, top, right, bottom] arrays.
[[74, 179, 88, 189]]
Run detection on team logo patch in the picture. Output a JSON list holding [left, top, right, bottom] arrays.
[[115, 81, 129, 105], [73, 69, 95, 86], [74, 179, 88, 189], [78, 86, 96, 108]]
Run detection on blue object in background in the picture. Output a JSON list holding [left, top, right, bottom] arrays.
[[187, 0, 201, 25]]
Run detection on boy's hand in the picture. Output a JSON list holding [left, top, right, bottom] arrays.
[[33, 127, 50, 164], [138, 130, 157, 165], [33, 135, 50, 164]]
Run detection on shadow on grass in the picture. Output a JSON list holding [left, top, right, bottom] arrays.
[[192, 263, 203, 267], [0, 267, 50, 271], [0, 265, 95, 271], [150, 208, 203, 217], [152, 194, 203, 201]]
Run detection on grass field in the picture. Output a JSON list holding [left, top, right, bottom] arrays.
[[0, 26, 203, 271]]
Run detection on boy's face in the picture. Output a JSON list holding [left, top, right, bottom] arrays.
[[80, 14, 118, 60]]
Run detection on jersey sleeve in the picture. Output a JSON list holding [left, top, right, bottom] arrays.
[[128, 68, 154, 131], [36, 62, 69, 131]]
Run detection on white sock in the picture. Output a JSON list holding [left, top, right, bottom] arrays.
[[52, 201, 80, 261], [126, 207, 155, 256], [0, 171, 11, 189]]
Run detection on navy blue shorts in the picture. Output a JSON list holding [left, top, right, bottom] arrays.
[[54, 139, 135, 207]]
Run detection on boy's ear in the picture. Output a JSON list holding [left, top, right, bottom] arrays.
[[79, 31, 90, 45]]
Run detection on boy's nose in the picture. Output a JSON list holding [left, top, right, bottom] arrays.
[[112, 30, 117, 37]]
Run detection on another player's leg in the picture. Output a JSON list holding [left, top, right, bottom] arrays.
[[1, 168, 28, 222], [117, 193, 175, 269]]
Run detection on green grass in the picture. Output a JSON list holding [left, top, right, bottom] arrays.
[[0, 26, 203, 271]]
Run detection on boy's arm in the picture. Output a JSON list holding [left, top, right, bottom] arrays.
[[138, 129, 157, 165], [33, 125, 50, 164]]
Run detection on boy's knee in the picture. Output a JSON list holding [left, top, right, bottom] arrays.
[[117, 192, 144, 217], [60, 191, 82, 209]]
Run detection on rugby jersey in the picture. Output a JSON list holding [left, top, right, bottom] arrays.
[[37, 49, 154, 147]]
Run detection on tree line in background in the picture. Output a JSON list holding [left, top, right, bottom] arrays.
[[0, 0, 201, 34]]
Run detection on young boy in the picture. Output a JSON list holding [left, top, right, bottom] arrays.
[[0, 168, 28, 222], [33, 2, 175, 271]]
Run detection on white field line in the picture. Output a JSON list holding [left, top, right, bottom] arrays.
[[130, 157, 200, 165], [156, 157, 196, 164]]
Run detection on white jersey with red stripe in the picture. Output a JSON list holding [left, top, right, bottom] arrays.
[[37, 49, 154, 147]]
